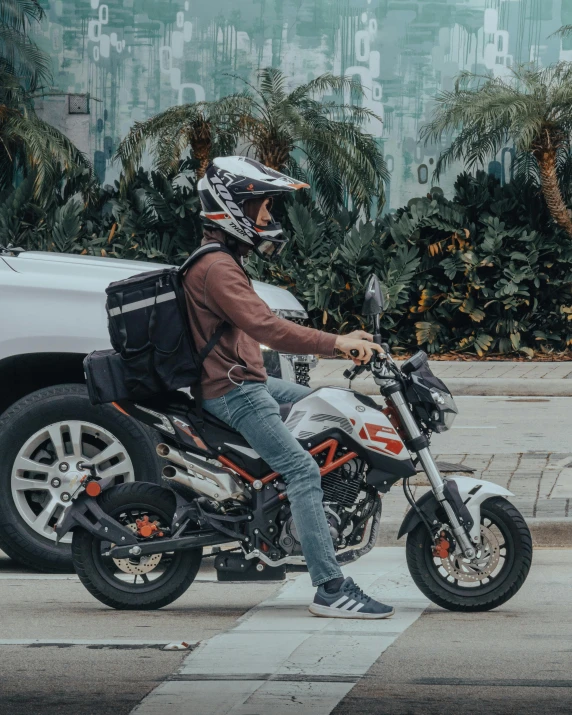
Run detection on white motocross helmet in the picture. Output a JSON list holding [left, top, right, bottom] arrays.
[[197, 156, 309, 258]]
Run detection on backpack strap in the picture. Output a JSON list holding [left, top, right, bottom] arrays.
[[182, 243, 235, 425], [179, 242, 231, 273], [190, 321, 229, 426], [179, 241, 249, 278]]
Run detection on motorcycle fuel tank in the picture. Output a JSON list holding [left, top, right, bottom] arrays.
[[284, 387, 410, 462]]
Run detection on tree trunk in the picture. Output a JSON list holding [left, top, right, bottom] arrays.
[[258, 138, 291, 171], [190, 119, 211, 179], [535, 147, 572, 237]]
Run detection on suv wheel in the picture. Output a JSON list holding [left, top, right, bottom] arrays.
[[0, 384, 162, 572]]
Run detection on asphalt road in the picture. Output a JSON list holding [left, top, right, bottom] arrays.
[[0, 557, 284, 715], [333, 549, 572, 715], [1, 549, 570, 715]]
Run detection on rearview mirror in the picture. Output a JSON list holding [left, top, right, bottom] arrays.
[[361, 275, 387, 316]]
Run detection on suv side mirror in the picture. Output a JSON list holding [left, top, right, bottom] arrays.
[[361, 275, 387, 316]]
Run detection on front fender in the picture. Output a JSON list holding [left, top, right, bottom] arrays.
[[397, 476, 514, 541]]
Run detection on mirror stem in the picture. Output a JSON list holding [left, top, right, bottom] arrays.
[[372, 314, 381, 345]]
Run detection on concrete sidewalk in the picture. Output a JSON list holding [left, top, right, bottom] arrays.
[[310, 358, 572, 396], [377, 451, 572, 548]]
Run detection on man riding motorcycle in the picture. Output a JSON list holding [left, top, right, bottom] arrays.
[[182, 156, 393, 619]]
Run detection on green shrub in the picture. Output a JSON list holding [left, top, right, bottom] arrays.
[[2, 162, 571, 356], [250, 171, 572, 355]]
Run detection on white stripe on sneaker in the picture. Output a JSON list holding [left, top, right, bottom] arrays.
[[340, 599, 357, 610], [330, 596, 349, 609], [350, 602, 365, 612]]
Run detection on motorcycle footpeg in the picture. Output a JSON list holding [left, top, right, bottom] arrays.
[[214, 552, 286, 581]]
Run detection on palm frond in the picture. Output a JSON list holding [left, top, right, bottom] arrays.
[[2, 110, 91, 202], [0, 0, 44, 31], [549, 25, 572, 39], [288, 73, 364, 104], [0, 23, 52, 91], [257, 67, 288, 104]]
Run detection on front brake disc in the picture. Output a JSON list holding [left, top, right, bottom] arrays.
[[440, 524, 501, 583]]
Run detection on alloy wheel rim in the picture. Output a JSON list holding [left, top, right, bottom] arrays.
[[94, 503, 180, 592], [11, 420, 134, 544]]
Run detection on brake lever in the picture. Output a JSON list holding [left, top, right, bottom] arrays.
[[343, 349, 372, 381], [343, 363, 368, 381]]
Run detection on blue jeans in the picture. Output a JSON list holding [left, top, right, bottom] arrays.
[[203, 377, 343, 586]]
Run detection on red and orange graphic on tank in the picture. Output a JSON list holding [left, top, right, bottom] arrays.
[[357, 422, 404, 456]]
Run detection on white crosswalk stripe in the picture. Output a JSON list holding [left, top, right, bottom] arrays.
[[132, 547, 428, 715]]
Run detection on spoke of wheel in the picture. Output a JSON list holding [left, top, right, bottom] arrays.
[[92, 442, 125, 469], [33, 499, 60, 535], [96, 461, 130, 480], [141, 573, 149, 583], [12, 474, 50, 492], [46, 425, 67, 462], [66, 422, 84, 460], [12, 454, 56, 477]]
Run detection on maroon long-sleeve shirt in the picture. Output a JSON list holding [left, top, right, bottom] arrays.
[[183, 240, 337, 399]]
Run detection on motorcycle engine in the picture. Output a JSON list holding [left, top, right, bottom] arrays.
[[278, 505, 342, 556], [278, 458, 366, 556]]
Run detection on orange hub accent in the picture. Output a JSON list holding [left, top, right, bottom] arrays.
[[85, 481, 102, 497]]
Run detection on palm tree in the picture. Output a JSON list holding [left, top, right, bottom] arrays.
[[421, 64, 572, 236], [0, 0, 91, 202], [230, 68, 388, 215], [116, 68, 389, 215], [115, 98, 240, 187]]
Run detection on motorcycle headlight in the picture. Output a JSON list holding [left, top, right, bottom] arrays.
[[429, 389, 458, 432]]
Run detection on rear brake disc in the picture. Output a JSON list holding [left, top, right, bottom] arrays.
[[112, 523, 163, 575]]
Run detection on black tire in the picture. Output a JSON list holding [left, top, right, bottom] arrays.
[[406, 497, 532, 612], [72, 482, 202, 610], [0, 384, 162, 573]]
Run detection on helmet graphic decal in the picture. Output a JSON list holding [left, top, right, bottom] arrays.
[[198, 156, 309, 258]]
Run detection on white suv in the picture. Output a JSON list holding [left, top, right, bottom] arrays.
[[0, 249, 314, 571]]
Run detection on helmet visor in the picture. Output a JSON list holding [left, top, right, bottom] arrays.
[[256, 238, 286, 259]]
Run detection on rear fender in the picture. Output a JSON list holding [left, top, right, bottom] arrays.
[[397, 476, 514, 541], [54, 476, 137, 545]]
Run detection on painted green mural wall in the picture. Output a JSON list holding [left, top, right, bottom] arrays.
[[37, 0, 572, 209]]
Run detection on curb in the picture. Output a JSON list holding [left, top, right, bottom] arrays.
[[311, 376, 572, 397], [376, 518, 572, 548]]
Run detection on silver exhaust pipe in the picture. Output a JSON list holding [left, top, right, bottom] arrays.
[[157, 444, 246, 502]]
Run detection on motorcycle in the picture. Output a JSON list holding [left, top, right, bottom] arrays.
[[55, 275, 532, 611]]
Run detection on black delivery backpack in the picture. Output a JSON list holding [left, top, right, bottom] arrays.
[[84, 243, 230, 405]]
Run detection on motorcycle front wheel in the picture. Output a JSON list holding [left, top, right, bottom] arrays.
[[406, 496, 532, 612], [72, 482, 202, 610]]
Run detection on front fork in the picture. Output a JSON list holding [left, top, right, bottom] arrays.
[[387, 387, 476, 559]]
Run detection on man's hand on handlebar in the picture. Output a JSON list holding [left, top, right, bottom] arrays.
[[335, 331, 385, 365]]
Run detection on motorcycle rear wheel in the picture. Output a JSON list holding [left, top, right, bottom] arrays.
[[71, 482, 202, 610], [406, 496, 532, 612]]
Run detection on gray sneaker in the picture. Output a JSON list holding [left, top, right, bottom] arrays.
[[309, 577, 395, 619]]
